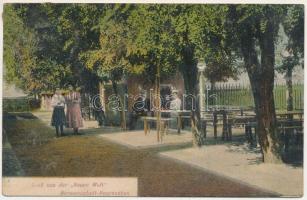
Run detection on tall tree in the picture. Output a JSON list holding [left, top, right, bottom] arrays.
[[3, 4, 37, 92], [81, 4, 138, 129], [226, 5, 288, 163], [6, 4, 73, 93], [9, 4, 104, 93], [171, 5, 234, 146], [128, 5, 183, 138]]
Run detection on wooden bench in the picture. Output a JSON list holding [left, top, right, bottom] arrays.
[[278, 119, 303, 152]]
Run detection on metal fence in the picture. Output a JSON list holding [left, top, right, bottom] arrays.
[[207, 83, 303, 110]]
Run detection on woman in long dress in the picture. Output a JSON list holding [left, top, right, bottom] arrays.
[[51, 88, 66, 137], [65, 85, 83, 134]]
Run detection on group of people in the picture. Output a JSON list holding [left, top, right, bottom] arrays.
[[51, 85, 83, 137], [51, 85, 182, 134]]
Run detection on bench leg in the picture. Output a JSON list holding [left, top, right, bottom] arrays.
[[284, 128, 289, 152]]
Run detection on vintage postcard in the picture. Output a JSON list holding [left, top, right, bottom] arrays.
[[1, 1, 304, 197]]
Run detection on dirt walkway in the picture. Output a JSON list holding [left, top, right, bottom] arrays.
[[3, 112, 276, 197]]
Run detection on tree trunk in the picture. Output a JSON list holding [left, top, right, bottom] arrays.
[[111, 80, 126, 130], [250, 76, 282, 163], [155, 65, 161, 142], [241, 22, 283, 163], [180, 46, 205, 147], [98, 81, 107, 126], [285, 67, 293, 112], [190, 95, 205, 147]]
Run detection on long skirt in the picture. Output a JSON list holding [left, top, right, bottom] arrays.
[[51, 106, 66, 126], [66, 103, 83, 128]]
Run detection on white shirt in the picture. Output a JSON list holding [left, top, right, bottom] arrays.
[[51, 94, 66, 107]]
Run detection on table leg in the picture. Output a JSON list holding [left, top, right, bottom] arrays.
[[177, 115, 182, 134], [254, 126, 258, 147], [160, 121, 164, 142], [213, 112, 217, 139], [144, 118, 147, 135], [157, 120, 160, 142], [222, 112, 227, 140], [228, 123, 232, 141], [201, 120, 207, 138], [247, 125, 253, 145]]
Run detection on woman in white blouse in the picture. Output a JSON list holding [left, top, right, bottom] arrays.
[[51, 88, 66, 137]]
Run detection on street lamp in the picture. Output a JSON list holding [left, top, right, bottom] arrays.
[[197, 60, 206, 118], [197, 61, 206, 72]]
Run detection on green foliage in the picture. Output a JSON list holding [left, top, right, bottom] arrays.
[[278, 5, 304, 72], [4, 4, 104, 93], [128, 5, 182, 80], [5, 4, 302, 97], [283, 5, 304, 58], [3, 4, 37, 91], [81, 4, 137, 81], [226, 5, 288, 57]]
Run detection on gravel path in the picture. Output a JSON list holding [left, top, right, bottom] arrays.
[[3, 112, 276, 197]]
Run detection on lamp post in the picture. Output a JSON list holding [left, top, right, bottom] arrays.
[[197, 61, 206, 118]]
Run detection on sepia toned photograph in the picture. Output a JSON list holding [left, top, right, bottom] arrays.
[[2, 2, 304, 197]]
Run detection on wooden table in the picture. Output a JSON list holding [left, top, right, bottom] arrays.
[[161, 110, 191, 134], [201, 110, 233, 140], [276, 111, 304, 120], [142, 116, 172, 142], [278, 118, 304, 151], [232, 115, 257, 145], [232, 115, 256, 125]]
